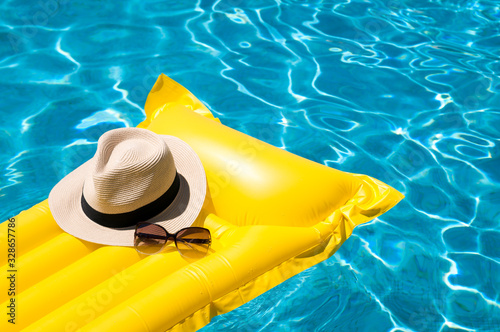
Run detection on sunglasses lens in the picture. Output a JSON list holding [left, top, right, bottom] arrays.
[[134, 223, 167, 255], [175, 228, 211, 259]]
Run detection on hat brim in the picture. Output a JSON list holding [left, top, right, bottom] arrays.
[[48, 135, 206, 246]]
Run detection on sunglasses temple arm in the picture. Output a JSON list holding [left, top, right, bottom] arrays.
[[188, 239, 211, 244], [138, 233, 167, 240]]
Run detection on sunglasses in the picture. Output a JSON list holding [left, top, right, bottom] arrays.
[[134, 222, 211, 258]]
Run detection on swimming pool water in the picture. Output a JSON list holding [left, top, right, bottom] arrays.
[[1, 0, 499, 331]]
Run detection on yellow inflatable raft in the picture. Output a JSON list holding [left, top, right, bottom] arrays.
[[1, 74, 404, 331]]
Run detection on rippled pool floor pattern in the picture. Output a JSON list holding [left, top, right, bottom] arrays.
[[1, 0, 499, 331]]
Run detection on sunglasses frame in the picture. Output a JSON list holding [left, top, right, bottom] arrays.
[[134, 221, 211, 256]]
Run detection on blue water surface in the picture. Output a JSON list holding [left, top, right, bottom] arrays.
[[1, 0, 499, 331]]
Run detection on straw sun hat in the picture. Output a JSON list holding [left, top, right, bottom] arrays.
[[49, 127, 207, 246]]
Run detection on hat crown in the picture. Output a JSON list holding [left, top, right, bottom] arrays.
[[83, 128, 176, 215]]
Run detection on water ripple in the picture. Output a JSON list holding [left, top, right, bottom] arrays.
[[1, 0, 499, 331]]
